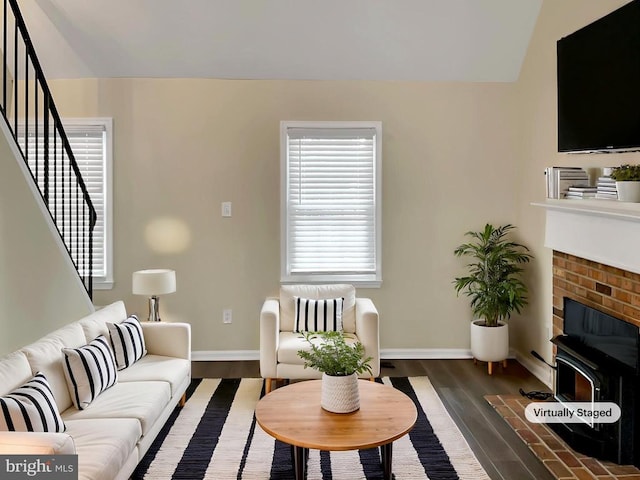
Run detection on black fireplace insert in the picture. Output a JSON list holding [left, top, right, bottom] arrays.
[[550, 297, 640, 465]]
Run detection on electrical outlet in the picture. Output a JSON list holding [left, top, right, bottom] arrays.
[[223, 309, 232, 324]]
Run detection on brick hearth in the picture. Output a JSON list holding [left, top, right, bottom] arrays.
[[486, 394, 640, 480]]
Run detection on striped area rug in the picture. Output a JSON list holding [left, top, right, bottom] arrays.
[[132, 377, 490, 480]]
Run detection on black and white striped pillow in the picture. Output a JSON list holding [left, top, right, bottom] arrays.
[[107, 315, 147, 370], [0, 372, 64, 432], [293, 297, 344, 333], [62, 335, 118, 410]]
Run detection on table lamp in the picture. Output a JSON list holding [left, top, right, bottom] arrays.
[[132, 269, 176, 322]]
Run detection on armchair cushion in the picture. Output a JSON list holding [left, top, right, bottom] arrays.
[[277, 331, 361, 365], [293, 296, 344, 333], [281, 284, 356, 332]]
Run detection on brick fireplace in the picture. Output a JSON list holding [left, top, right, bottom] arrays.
[[549, 251, 640, 465], [534, 199, 640, 466], [552, 251, 640, 338]]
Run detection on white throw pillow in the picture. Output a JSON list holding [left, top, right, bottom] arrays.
[[293, 297, 344, 333], [0, 372, 64, 432], [107, 314, 147, 370], [62, 335, 118, 410]]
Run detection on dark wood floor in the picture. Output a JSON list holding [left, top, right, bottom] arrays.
[[192, 358, 555, 480]]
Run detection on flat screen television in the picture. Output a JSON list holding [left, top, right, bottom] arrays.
[[557, 0, 640, 153]]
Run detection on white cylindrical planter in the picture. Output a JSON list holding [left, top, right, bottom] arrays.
[[616, 181, 640, 202], [321, 372, 360, 413], [470, 320, 509, 374]]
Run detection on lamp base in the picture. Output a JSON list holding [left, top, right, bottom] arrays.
[[148, 296, 162, 322]]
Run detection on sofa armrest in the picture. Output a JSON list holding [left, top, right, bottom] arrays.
[[141, 322, 191, 360], [355, 297, 380, 377], [260, 298, 280, 379], [0, 432, 76, 455]]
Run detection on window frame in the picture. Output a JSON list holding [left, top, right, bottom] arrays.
[[66, 118, 113, 290], [280, 120, 382, 287], [20, 117, 113, 289]]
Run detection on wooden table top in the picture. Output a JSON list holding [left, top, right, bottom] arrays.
[[255, 379, 417, 451]]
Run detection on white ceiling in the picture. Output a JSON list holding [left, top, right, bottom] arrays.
[[20, 0, 542, 82]]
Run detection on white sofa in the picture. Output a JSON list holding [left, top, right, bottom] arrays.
[[260, 284, 380, 393], [0, 301, 191, 480]]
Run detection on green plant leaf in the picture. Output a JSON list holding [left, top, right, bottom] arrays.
[[297, 331, 373, 376], [453, 223, 532, 327]]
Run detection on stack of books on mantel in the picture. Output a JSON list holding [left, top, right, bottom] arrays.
[[566, 186, 598, 199], [545, 167, 590, 199], [595, 175, 618, 200]]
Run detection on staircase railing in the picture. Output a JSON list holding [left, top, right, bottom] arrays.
[[0, 0, 96, 298]]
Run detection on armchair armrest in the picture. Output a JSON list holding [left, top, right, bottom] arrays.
[[141, 322, 191, 360], [260, 298, 280, 379], [0, 432, 76, 455], [355, 297, 380, 377]]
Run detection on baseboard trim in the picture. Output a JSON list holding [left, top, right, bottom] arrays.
[[381, 348, 473, 359], [191, 348, 507, 362], [192, 350, 260, 361], [514, 348, 553, 388]]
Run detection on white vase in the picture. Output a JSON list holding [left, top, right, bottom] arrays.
[[321, 372, 360, 413], [616, 181, 640, 202], [470, 320, 509, 363]]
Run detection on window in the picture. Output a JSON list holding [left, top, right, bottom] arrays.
[[19, 118, 113, 289], [281, 121, 382, 286]]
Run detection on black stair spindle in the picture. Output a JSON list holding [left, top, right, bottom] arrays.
[[0, 0, 96, 298]]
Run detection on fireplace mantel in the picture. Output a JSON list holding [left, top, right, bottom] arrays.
[[533, 199, 640, 275]]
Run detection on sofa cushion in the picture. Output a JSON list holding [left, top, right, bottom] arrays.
[[0, 431, 75, 454], [107, 315, 146, 369], [64, 418, 141, 480], [43, 322, 86, 347], [77, 301, 128, 344], [0, 351, 33, 395], [117, 354, 190, 397], [280, 284, 356, 333], [293, 296, 343, 333], [61, 381, 171, 436], [0, 372, 65, 432], [22, 338, 74, 412], [277, 331, 362, 365], [62, 336, 118, 410]]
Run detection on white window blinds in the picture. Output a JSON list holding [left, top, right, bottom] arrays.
[[281, 122, 382, 285], [19, 119, 112, 284]]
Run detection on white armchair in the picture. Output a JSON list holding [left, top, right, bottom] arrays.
[[260, 284, 380, 393]]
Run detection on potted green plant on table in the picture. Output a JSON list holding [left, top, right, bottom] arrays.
[[298, 331, 373, 413], [610, 164, 640, 202], [453, 223, 532, 374]]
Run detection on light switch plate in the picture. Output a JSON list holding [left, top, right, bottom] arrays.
[[222, 202, 232, 217]]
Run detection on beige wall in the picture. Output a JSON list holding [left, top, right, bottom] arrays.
[[31, 0, 640, 363], [512, 0, 640, 380], [0, 119, 93, 355], [47, 78, 521, 354]]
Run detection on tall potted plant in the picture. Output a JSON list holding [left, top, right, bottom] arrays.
[[611, 164, 640, 202], [453, 224, 532, 374], [298, 331, 373, 413]]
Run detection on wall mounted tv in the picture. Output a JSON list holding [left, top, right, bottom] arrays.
[[557, 0, 640, 153]]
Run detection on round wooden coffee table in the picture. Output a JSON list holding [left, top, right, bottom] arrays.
[[255, 379, 417, 480]]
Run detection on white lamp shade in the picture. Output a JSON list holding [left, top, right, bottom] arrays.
[[132, 269, 176, 296]]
